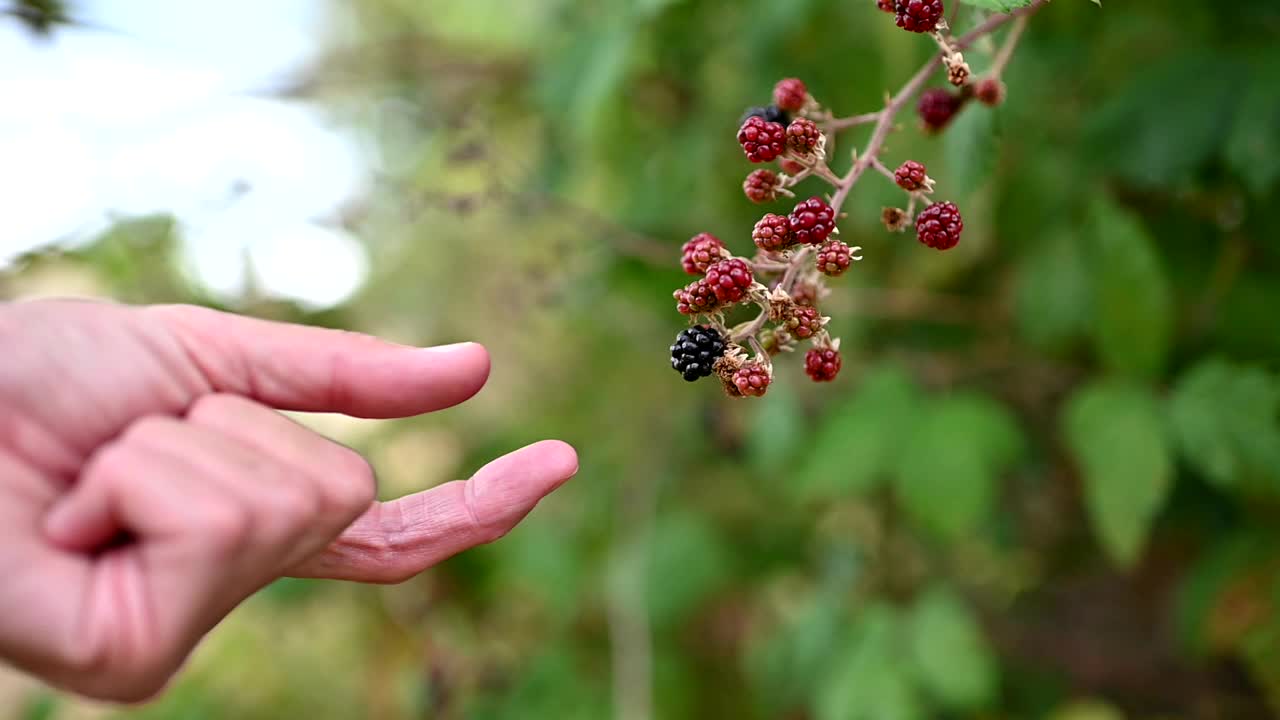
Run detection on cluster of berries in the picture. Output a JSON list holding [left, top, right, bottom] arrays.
[[670, 0, 1018, 397]]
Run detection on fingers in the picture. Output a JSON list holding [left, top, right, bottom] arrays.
[[38, 399, 384, 702], [288, 440, 579, 583], [145, 304, 491, 418]]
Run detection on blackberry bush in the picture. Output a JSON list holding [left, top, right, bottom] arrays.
[[666, 1, 1043, 397]]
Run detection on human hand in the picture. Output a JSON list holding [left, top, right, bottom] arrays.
[[0, 299, 577, 702]]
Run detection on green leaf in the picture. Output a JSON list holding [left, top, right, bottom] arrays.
[[748, 592, 848, 712], [1168, 359, 1280, 493], [1063, 380, 1173, 567], [798, 365, 922, 500], [895, 393, 1024, 538], [943, 98, 998, 194], [749, 377, 804, 475], [960, 0, 1036, 11], [645, 512, 732, 627], [1086, 197, 1172, 378], [1174, 532, 1272, 656], [1015, 230, 1092, 353], [907, 587, 998, 710], [1085, 53, 1242, 189], [1225, 59, 1280, 196], [817, 606, 924, 720]]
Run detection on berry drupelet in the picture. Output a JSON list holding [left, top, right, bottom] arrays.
[[894, 0, 944, 33], [816, 240, 853, 277], [915, 201, 963, 250], [705, 258, 755, 304], [974, 77, 1006, 107], [788, 196, 837, 245], [731, 362, 772, 397], [743, 169, 781, 204], [805, 348, 843, 382], [779, 158, 806, 175], [738, 116, 787, 163], [894, 160, 929, 192], [670, 326, 726, 382], [917, 88, 963, 132], [675, 278, 720, 315], [782, 305, 824, 340], [753, 213, 793, 252], [785, 117, 821, 155], [681, 232, 728, 275], [773, 78, 808, 113]]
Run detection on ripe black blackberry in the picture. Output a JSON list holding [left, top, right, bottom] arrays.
[[671, 325, 727, 382], [740, 105, 791, 127]]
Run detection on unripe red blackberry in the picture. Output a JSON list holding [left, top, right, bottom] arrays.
[[974, 77, 1006, 107], [915, 201, 963, 250], [893, 160, 928, 192], [732, 362, 772, 397], [743, 169, 781, 204], [788, 196, 836, 245], [893, 0, 944, 33], [917, 88, 963, 133], [738, 116, 787, 163], [779, 158, 806, 175], [681, 233, 728, 275], [877, 0, 894, 11], [791, 278, 825, 307], [773, 78, 808, 113], [805, 348, 842, 382], [752, 213, 793, 252], [816, 240, 853, 277], [675, 278, 720, 315], [783, 305, 824, 340], [705, 258, 755, 304], [670, 325, 726, 382], [785, 117, 821, 155]]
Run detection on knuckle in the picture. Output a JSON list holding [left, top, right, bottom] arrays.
[[191, 500, 252, 550], [462, 484, 507, 546], [323, 448, 377, 514], [185, 393, 252, 424], [83, 441, 137, 486], [120, 415, 181, 445], [266, 478, 320, 528]]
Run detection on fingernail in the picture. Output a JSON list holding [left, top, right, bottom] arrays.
[[420, 341, 479, 353]]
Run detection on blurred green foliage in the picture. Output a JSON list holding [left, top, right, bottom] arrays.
[[3, 0, 1280, 718]]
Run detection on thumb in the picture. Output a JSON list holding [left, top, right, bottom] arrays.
[[146, 304, 490, 418]]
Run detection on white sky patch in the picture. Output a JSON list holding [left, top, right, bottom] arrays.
[[0, 0, 371, 310]]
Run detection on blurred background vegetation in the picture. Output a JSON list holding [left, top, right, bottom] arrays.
[[3, 0, 1280, 718]]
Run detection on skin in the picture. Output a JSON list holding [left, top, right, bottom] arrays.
[[0, 299, 579, 702]]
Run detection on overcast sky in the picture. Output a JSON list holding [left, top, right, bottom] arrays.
[[0, 0, 370, 309]]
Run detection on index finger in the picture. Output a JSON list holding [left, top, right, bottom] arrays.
[[147, 304, 490, 418]]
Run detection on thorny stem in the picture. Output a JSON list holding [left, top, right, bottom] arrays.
[[731, 0, 1049, 346], [988, 14, 1029, 78], [869, 156, 896, 182], [824, 111, 880, 132]]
